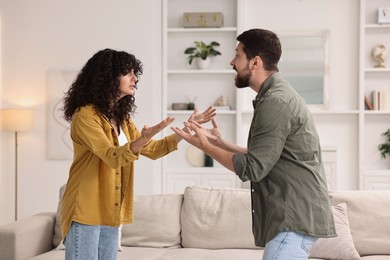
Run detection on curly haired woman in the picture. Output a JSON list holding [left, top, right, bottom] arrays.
[[60, 48, 215, 260]]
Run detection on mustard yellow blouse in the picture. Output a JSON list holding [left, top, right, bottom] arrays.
[[60, 105, 178, 239]]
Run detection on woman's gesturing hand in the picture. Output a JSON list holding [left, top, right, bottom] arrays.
[[140, 117, 175, 140], [131, 117, 175, 154]]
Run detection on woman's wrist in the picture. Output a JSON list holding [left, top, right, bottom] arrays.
[[173, 132, 183, 142], [130, 136, 149, 154]]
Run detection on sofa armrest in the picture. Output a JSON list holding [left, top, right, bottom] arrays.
[[0, 212, 56, 260]]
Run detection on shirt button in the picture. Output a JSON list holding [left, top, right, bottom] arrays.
[[114, 142, 118, 146], [113, 152, 117, 156], [125, 159, 129, 163], [115, 203, 119, 206], [116, 172, 120, 175], [116, 186, 120, 190], [251, 189, 254, 192], [252, 210, 255, 214]]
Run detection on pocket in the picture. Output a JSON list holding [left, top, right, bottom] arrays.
[[301, 235, 318, 255]]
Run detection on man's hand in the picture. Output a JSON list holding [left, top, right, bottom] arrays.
[[189, 106, 216, 124], [172, 106, 216, 142], [172, 119, 238, 172], [184, 119, 248, 154], [171, 121, 212, 152]]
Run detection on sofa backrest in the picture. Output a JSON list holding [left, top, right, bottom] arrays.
[[180, 186, 257, 249], [329, 190, 390, 256], [121, 193, 183, 248], [54, 184, 390, 255]]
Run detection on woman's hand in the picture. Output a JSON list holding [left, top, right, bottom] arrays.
[[140, 117, 175, 140], [131, 117, 175, 154], [188, 118, 222, 147]]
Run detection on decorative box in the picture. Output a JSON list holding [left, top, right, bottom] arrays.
[[378, 7, 390, 24], [183, 12, 223, 28]]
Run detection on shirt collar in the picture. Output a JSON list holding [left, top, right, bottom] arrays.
[[252, 72, 283, 108]]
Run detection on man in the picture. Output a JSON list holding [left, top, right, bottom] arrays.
[[171, 28, 336, 259]]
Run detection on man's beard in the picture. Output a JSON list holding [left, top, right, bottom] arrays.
[[234, 70, 251, 89]]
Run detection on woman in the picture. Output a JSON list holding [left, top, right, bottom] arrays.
[[60, 48, 215, 260]]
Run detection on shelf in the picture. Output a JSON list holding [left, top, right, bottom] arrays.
[[312, 110, 359, 115], [364, 68, 390, 73], [364, 110, 390, 115], [164, 167, 233, 174], [168, 69, 235, 74], [360, 0, 390, 189], [162, 0, 242, 193], [365, 24, 390, 29], [241, 110, 359, 115], [168, 27, 237, 33], [167, 110, 236, 115], [363, 169, 390, 176]]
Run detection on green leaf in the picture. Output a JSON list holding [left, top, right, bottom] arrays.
[[378, 129, 390, 159], [184, 47, 196, 54]]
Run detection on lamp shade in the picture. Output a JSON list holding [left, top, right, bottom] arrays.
[[1, 109, 33, 132]]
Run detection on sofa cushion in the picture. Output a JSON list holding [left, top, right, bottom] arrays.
[[121, 193, 183, 248], [329, 190, 390, 256], [309, 203, 360, 260], [53, 184, 66, 248], [181, 186, 257, 249]]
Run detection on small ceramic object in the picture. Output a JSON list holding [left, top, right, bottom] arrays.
[[371, 44, 387, 68], [172, 103, 188, 110]]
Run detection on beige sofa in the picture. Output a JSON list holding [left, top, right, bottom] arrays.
[[1, 185, 390, 260]]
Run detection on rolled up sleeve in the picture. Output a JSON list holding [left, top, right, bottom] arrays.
[[233, 98, 292, 182]]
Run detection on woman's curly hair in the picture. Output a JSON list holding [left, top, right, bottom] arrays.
[[63, 48, 143, 124]]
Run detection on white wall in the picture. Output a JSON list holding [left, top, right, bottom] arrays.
[[0, 0, 360, 225], [0, 0, 163, 224]]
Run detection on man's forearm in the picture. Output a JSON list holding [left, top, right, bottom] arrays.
[[204, 144, 236, 173], [219, 139, 248, 154]]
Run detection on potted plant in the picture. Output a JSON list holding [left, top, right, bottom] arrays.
[[378, 129, 390, 158], [184, 41, 221, 69], [185, 96, 197, 110]]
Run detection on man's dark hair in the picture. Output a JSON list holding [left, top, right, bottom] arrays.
[[237, 29, 281, 72]]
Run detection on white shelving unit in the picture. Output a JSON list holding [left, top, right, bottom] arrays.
[[359, 0, 390, 189], [161, 0, 243, 193]]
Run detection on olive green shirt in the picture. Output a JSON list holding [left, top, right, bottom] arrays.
[[233, 73, 336, 247], [60, 105, 179, 239]]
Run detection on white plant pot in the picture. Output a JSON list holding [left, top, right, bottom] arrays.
[[196, 57, 211, 69]]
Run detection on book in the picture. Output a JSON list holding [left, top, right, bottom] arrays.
[[371, 90, 389, 111], [364, 95, 373, 110]]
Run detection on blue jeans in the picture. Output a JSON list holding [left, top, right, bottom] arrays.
[[263, 231, 318, 260], [64, 221, 118, 260]]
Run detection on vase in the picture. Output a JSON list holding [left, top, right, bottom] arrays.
[[204, 154, 214, 167], [371, 44, 387, 68], [196, 57, 211, 69]]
